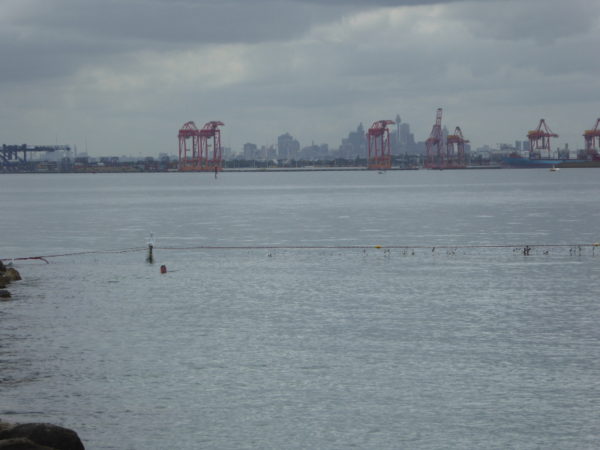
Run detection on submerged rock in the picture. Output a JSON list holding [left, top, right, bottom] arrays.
[[4, 269, 21, 282], [0, 423, 84, 450], [0, 290, 11, 300]]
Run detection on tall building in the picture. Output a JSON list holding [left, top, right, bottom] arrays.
[[300, 143, 329, 161], [243, 142, 258, 160], [395, 115, 402, 149], [400, 123, 414, 146], [277, 133, 300, 160], [339, 123, 367, 159], [391, 115, 416, 154]]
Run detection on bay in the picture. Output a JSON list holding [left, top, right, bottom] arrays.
[[1, 169, 599, 449]]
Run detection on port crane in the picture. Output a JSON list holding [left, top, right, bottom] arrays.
[[425, 108, 444, 169], [527, 119, 558, 159], [583, 118, 600, 160], [178, 121, 224, 171], [178, 121, 200, 170], [200, 121, 225, 172], [446, 126, 469, 168], [367, 120, 394, 170]]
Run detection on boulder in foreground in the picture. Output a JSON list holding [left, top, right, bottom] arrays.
[[0, 423, 84, 450], [0, 437, 55, 449]]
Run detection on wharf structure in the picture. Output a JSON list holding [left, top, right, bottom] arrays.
[[1, 144, 70, 172]]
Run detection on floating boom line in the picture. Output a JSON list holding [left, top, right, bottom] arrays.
[[5, 243, 600, 263]]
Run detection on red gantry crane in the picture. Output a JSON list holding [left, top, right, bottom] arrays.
[[583, 118, 600, 160], [425, 108, 443, 169], [527, 119, 558, 159], [178, 121, 200, 170], [367, 120, 394, 170], [446, 126, 469, 168], [199, 121, 225, 172], [178, 120, 224, 171]]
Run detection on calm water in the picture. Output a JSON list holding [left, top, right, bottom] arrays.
[[1, 170, 599, 449]]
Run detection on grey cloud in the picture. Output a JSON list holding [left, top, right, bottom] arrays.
[[0, 0, 345, 84], [6, 0, 345, 45], [289, 0, 471, 5], [2, 0, 599, 153], [0, 28, 126, 84], [451, 0, 600, 43], [0, 0, 499, 85]]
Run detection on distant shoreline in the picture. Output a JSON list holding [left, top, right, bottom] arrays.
[[1, 165, 511, 174]]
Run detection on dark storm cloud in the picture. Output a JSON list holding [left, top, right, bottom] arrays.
[[31, 0, 319, 43], [3, 0, 352, 46], [0, 0, 345, 83], [0, 28, 123, 83], [0, 0, 500, 85]]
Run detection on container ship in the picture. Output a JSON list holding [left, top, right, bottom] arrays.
[[502, 118, 600, 168], [502, 154, 582, 168]]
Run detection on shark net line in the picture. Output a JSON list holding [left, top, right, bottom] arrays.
[[5, 243, 600, 264]]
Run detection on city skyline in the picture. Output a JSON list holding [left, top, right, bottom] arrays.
[[16, 116, 564, 161], [1, 0, 598, 156]]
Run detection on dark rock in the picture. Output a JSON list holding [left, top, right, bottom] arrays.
[[0, 437, 55, 449], [0, 276, 9, 286], [4, 269, 21, 282], [0, 423, 84, 450], [0, 260, 6, 273], [0, 290, 11, 299]]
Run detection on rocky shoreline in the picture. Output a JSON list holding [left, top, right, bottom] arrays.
[[1, 262, 86, 449], [0, 260, 21, 300]]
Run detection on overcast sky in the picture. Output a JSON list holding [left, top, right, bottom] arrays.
[[1, 0, 599, 156]]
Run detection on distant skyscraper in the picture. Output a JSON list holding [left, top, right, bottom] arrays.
[[400, 123, 412, 146], [243, 142, 258, 160], [277, 133, 300, 160], [339, 123, 367, 158]]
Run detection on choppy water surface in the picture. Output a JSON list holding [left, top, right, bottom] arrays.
[[1, 170, 600, 449]]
